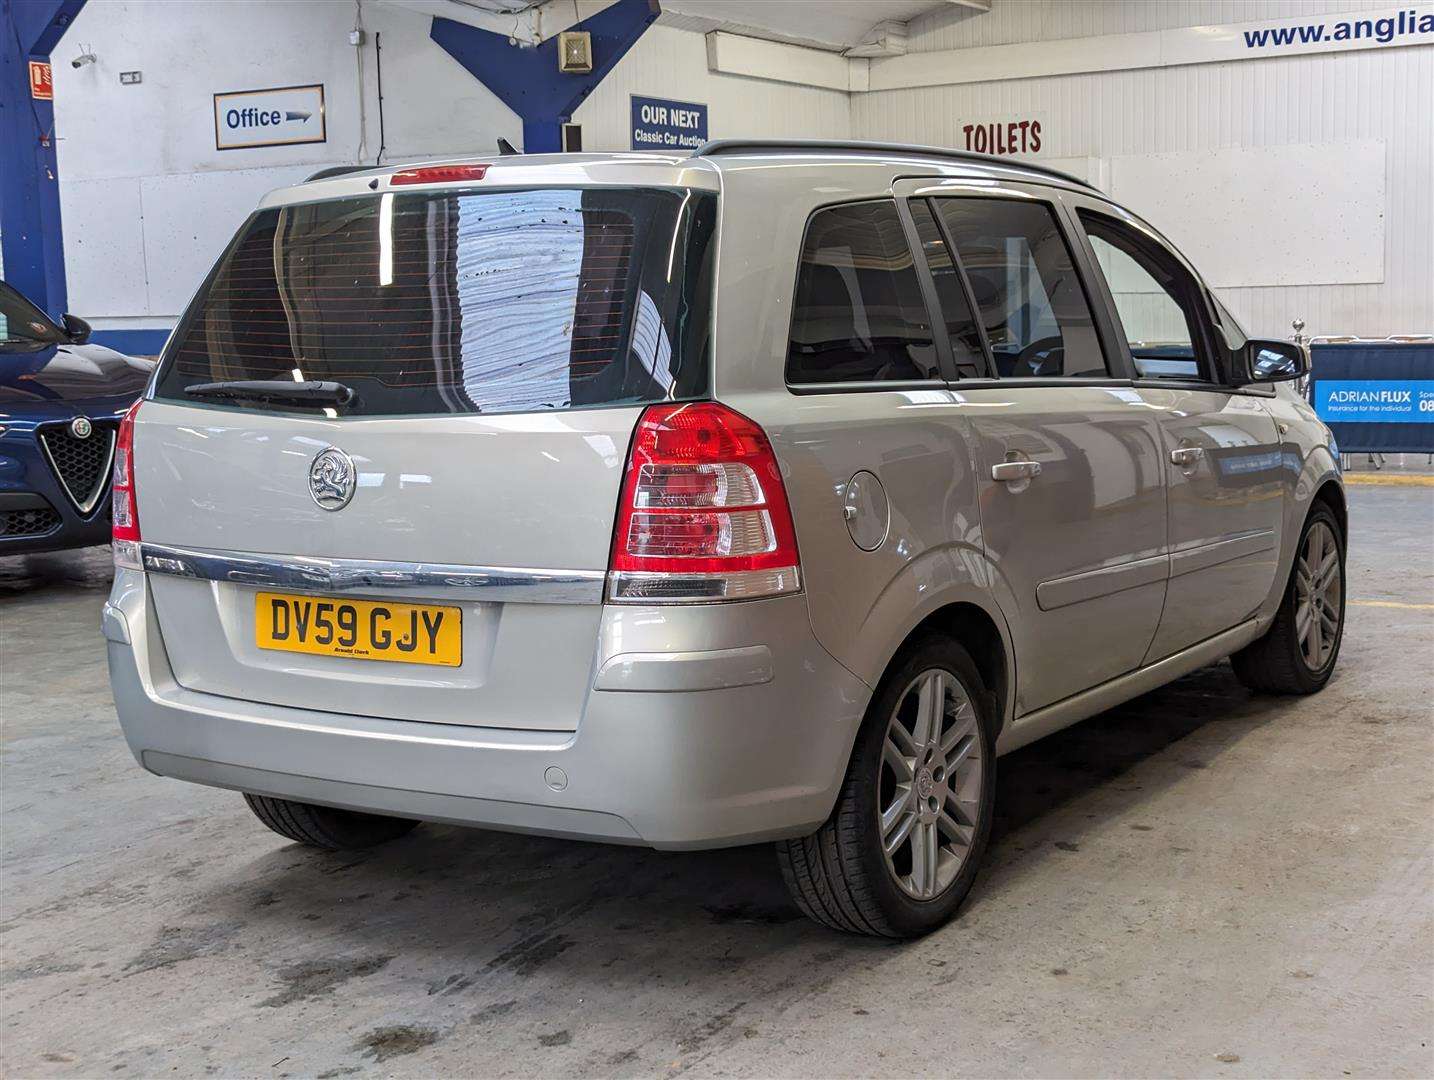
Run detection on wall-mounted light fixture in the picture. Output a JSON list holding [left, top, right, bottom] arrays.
[[558, 30, 592, 73]]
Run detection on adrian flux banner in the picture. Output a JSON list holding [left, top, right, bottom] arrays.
[[1314, 381, 1434, 424], [1308, 343, 1434, 454]]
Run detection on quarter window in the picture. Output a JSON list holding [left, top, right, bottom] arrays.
[[935, 198, 1107, 378], [786, 201, 939, 386], [1079, 210, 1213, 381]]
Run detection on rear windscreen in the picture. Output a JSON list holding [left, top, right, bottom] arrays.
[[153, 186, 716, 416]]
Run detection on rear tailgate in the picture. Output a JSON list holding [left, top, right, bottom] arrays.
[[137, 403, 640, 731], [134, 178, 715, 732]]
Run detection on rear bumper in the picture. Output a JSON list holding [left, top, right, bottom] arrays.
[[104, 570, 871, 850]]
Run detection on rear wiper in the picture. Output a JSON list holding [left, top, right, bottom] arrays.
[[184, 379, 356, 407]]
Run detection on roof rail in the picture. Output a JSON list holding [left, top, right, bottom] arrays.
[[690, 139, 1095, 191], [304, 164, 378, 183]]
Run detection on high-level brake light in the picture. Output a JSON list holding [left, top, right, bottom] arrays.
[[389, 165, 490, 186], [608, 402, 801, 603]]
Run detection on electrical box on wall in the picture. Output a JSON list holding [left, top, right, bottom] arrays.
[[558, 31, 592, 73], [561, 124, 582, 152]]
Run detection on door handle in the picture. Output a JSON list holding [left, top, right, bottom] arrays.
[[991, 460, 1041, 482], [1170, 446, 1204, 467]]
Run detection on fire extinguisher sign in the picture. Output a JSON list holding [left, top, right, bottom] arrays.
[[29, 60, 53, 100]]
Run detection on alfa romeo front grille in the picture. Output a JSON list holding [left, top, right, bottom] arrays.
[[0, 505, 62, 538], [39, 423, 117, 515]]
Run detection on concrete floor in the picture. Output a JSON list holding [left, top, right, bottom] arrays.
[[2, 485, 1431, 1078]]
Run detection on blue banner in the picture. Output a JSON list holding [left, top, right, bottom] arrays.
[[1308, 342, 1434, 453], [1314, 380, 1434, 423], [630, 95, 708, 151]]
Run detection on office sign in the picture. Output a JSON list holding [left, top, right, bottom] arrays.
[[1313, 380, 1434, 424], [214, 84, 326, 151], [29, 61, 52, 100], [630, 95, 708, 151]]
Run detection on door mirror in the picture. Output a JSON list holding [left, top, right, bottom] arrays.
[[1237, 338, 1307, 385], [62, 313, 91, 344]]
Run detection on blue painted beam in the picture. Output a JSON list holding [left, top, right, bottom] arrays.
[[1, 0, 85, 319], [431, 0, 658, 153], [12, 0, 83, 53]]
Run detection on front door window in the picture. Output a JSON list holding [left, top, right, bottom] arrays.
[[1078, 211, 1215, 382]]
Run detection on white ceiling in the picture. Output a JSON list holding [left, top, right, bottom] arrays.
[[658, 1, 965, 52]]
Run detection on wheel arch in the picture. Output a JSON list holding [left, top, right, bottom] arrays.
[[1312, 477, 1347, 540], [881, 600, 1014, 737]]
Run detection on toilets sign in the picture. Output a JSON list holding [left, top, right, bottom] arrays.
[[630, 95, 708, 150], [214, 84, 326, 151]]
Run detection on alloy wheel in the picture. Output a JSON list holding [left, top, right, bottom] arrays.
[[878, 668, 984, 900], [1294, 520, 1342, 671]]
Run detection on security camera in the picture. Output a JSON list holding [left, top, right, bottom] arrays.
[[71, 47, 96, 68]]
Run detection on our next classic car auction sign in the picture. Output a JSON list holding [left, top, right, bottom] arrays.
[[630, 95, 708, 151], [214, 84, 326, 151]]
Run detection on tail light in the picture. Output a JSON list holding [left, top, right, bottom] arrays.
[[112, 401, 141, 569], [608, 402, 801, 603]]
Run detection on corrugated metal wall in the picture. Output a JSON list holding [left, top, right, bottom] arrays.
[[853, 0, 1434, 339], [902, 0, 1404, 50]]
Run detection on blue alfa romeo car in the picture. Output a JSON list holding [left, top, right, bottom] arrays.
[[1, 281, 153, 555]]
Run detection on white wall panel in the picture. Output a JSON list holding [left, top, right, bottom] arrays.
[[139, 167, 314, 316], [1109, 141, 1386, 288], [58, 179, 149, 318], [572, 25, 851, 150], [854, 2, 1434, 338]]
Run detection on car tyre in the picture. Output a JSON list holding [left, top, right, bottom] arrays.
[[243, 794, 420, 850], [776, 634, 996, 938], [1231, 502, 1345, 695]]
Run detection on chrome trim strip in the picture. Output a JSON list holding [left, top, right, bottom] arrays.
[[1035, 552, 1169, 612], [1169, 529, 1278, 579], [139, 543, 605, 605]]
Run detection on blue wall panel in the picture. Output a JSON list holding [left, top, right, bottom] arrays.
[[0, 0, 85, 318]]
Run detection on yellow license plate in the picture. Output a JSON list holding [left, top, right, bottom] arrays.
[[255, 592, 462, 667]]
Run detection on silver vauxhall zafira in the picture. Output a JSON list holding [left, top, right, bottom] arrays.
[[105, 141, 1346, 937]]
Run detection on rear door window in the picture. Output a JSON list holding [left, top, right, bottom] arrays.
[[934, 198, 1107, 378], [786, 201, 940, 386], [908, 200, 987, 378], [152, 187, 715, 416]]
